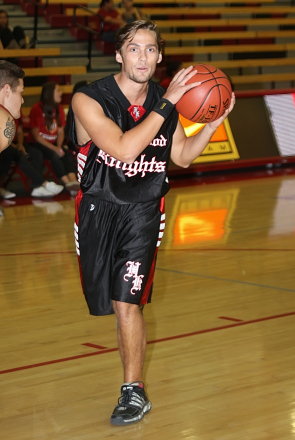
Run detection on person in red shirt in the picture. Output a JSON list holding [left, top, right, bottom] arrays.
[[27, 82, 79, 193], [0, 113, 64, 199], [98, 0, 126, 42]]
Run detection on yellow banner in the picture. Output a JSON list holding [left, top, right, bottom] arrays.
[[179, 115, 240, 163]]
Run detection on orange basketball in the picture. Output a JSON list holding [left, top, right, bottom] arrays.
[[175, 64, 232, 123]]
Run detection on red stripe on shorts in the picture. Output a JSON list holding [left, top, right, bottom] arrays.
[[140, 197, 165, 305], [74, 140, 92, 297]]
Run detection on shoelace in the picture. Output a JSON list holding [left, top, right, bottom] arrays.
[[118, 382, 145, 409]]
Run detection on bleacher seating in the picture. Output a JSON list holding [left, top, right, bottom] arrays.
[[68, 5, 295, 17], [0, 48, 60, 58], [1, 0, 295, 193], [2, 0, 295, 92], [23, 84, 74, 97]]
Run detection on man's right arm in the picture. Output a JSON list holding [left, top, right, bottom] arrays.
[[72, 66, 201, 164], [0, 107, 16, 152]]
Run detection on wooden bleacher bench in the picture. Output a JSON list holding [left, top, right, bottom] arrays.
[[23, 66, 87, 77], [230, 72, 295, 87], [21, 106, 69, 116], [23, 84, 74, 97], [182, 57, 295, 71], [164, 42, 295, 57], [162, 31, 256, 42], [67, 6, 295, 17], [0, 48, 61, 58], [42, 0, 276, 4], [161, 30, 295, 43], [156, 18, 295, 28]]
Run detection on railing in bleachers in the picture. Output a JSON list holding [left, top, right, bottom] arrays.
[[73, 5, 104, 71]]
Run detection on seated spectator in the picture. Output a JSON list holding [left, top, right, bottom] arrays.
[[121, 0, 146, 24], [0, 10, 29, 49], [64, 80, 88, 154], [26, 82, 80, 193], [98, 0, 126, 42], [0, 117, 64, 199], [159, 60, 183, 89]]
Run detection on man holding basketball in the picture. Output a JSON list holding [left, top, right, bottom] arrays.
[[70, 20, 235, 426]]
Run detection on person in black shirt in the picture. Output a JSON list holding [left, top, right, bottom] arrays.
[[71, 20, 235, 426], [0, 10, 28, 49]]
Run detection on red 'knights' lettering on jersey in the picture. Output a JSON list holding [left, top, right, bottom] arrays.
[[96, 150, 166, 178]]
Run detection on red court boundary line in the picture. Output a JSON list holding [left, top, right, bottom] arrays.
[[1, 310, 295, 376], [1, 248, 295, 257], [82, 343, 108, 350], [219, 316, 244, 322]]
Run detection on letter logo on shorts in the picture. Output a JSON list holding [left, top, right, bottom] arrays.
[[123, 261, 144, 295]]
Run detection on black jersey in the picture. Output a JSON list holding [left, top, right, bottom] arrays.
[[69, 75, 179, 204]]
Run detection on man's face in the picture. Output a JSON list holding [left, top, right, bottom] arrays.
[[116, 30, 162, 84], [105, 0, 114, 10], [0, 12, 8, 28], [6, 79, 24, 119], [122, 0, 132, 10]]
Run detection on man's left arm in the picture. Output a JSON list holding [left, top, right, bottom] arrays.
[[171, 93, 235, 168]]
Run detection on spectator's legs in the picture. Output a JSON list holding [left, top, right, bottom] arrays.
[[31, 143, 69, 184], [25, 144, 44, 175], [60, 149, 78, 182], [0, 27, 19, 49], [13, 26, 27, 48], [0, 146, 16, 198], [14, 149, 45, 188]]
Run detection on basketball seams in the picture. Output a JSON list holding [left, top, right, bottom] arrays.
[[211, 69, 223, 120], [190, 85, 222, 120], [181, 77, 228, 98], [200, 64, 218, 75], [175, 64, 232, 122]]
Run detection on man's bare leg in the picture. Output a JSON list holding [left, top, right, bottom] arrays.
[[112, 300, 146, 382], [110, 300, 151, 425]]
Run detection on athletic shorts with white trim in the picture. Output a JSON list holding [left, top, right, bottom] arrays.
[[74, 192, 165, 316]]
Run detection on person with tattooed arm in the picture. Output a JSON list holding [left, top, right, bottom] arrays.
[[0, 60, 24, 153]]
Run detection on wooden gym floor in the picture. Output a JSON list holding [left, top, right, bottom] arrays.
[[1, 169, 295, 439]]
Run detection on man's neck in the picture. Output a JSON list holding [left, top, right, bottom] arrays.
[[114, 73, 149, 106], [0, 97, 9, 113]]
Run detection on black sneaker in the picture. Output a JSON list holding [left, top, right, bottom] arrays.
[[110, 382, 152, 425]]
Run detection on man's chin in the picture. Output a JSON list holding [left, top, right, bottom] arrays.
[[132, 71, 154, 84]]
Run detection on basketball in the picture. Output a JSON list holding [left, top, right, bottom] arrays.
[[175, 64, 232, 123]]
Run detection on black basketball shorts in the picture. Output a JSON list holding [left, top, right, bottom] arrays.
[[74, 191, 165, 316]]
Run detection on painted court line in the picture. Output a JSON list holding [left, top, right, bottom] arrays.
[[1, 310, 295, 376], [219, 316, 244, 322], [157, 267, 295, 293], [82, 343, 108, 350]]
